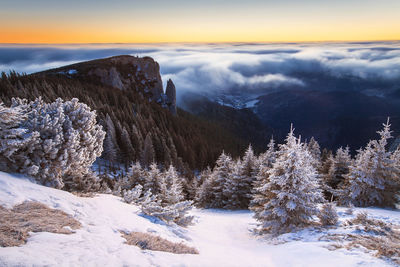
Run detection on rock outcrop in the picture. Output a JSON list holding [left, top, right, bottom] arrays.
[[165, 79, 177, 115], [45, 55, 176, 115]]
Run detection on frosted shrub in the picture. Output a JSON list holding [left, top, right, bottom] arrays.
[[0, 98, 105, 190], [140, 190, 194, 226], [318, 203, 339, 226], [122, 185, 143, 204]]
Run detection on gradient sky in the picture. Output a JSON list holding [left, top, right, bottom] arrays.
[[1, 0, 399, 43]]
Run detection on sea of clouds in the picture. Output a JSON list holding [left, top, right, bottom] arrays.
[[1, 42, 400, 102]]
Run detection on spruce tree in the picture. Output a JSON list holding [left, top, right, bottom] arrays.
[[250, 137, 276, 218], [347, 119, 400, 207], [307, 136, 321, 169], [141, 133, 155, 168], [328, 147, 351, 191], [195, 167, 215, 208], [143, 163, 161, 195], [223, 145, 257, 209], [255, 125, 323, 234], [210, 151, 234, 208], [159, 165, 184, 205]]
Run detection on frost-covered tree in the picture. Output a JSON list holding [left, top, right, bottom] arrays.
[[195, 167, 216, 208], [143, 162, 161, 194], [307, 136, 321, 169], [122, 184, 143, 204], [255, 125, 323, 234], [223, 145, 257, 209], [0, 98, 105, 190], [159, 165, 184, 205], [347, 120, 400, 207], [223, 161, 249, 209], [209, 151, 234, 208], [250, 137, 276, 218], [326, 147, 352, 194], [115, 162, 145, 191]]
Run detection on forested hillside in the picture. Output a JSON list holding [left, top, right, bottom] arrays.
[[0, 56, 252, 171]]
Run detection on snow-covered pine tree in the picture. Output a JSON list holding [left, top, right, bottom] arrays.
[[254, 137, 276, 188], [347, 119, 400, 207], [255, 125, 323, 235], [223, 145, 257, 209], [250, 137, 276, 218], [194, 167, 215, 208], [319, 151, 335, 200], [160, 165, 184, 205], [223, 160, 247, 209], [122, 184, 143, 204], [143, 162, 162, 195], [391, 145, 400, 167], [307, 136, 321, 169], [327, 147, 352, 194], [115, 161, 145, 191], [209, 151, 234, 208], [128, 162, 146, 187]]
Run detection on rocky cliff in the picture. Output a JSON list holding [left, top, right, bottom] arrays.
[[42, 55, 176, 115]]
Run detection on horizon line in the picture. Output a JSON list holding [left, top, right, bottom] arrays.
[[1, 39, 400, 46]]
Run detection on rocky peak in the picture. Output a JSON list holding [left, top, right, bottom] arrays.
[[165, 79, 177, 115], [42, 55, 178, 115]]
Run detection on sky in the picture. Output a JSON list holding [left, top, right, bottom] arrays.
[[1, 0, 400, 43]]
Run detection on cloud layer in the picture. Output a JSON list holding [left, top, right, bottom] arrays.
[[1, 42, 400, 102]]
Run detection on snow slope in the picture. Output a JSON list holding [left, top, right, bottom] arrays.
[[0, 172, 398, 267]]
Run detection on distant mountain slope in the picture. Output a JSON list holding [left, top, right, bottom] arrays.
[[0, 56, 252, 170], [254, 89, 400, 150], [181, 92, 271, 153]]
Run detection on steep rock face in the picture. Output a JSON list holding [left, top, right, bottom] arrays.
[[88, 56, 164, 102], [165, 79, 177, 115]]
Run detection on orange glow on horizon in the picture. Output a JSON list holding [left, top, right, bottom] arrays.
[[1, 1, 399, 44]]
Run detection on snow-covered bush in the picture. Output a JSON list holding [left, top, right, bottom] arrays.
[[0, 98, 105, 190], [0, 103, 38, 169], [318, 203, 339, 226], [122, 185, 143, 204], [140, 189, 194, 226]]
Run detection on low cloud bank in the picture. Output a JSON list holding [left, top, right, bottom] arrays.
[[1, 42, 399, 101]]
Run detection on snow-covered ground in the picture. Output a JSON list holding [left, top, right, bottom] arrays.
[[0, 172, 399, 267]]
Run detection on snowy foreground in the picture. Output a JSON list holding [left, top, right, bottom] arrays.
[[0, 172, 399, 267]]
